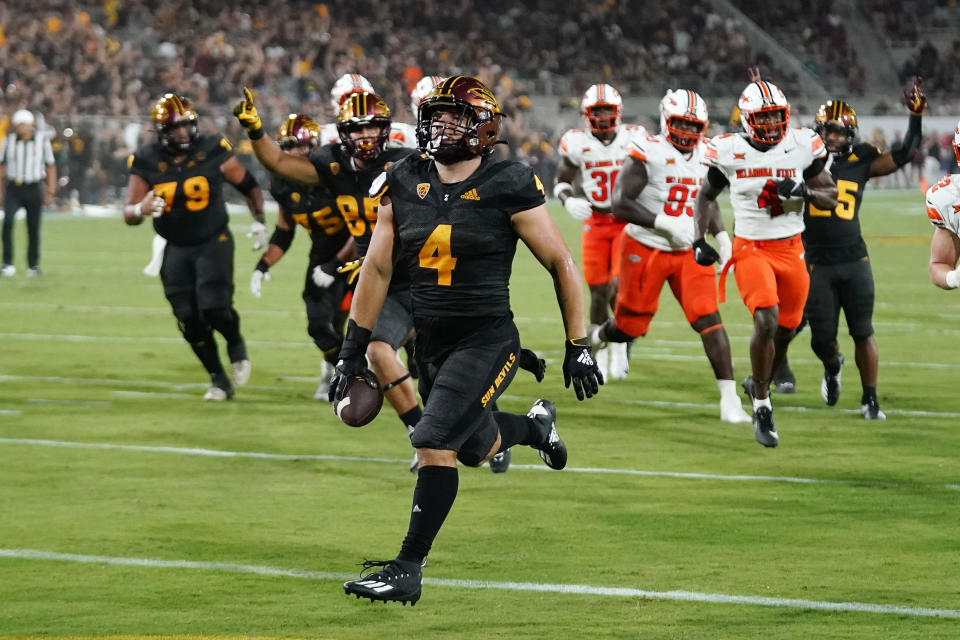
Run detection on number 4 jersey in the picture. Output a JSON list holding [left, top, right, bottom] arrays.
[[624, 133, 708, 251], [128, 133, 234, 245], [557, 125, 644, 210]]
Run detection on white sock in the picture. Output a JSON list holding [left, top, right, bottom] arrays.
[[717, 379, 737, 401], [752, 396, 772, 410]]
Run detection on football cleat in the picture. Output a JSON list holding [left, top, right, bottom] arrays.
[[594, 345, 610, 381], [489, 448, 511, 473], [1, 264, 16, 277], [527, 399, 566, 470], [860, 398, 886, 420], [821, 354, 844, 406], [314, 361, 334, 401], [26, 267, 41, 277], [608, 342, 629, 380], [720, 394, 752, 424], [343, 558, 422, 606], [230, 359, 251, 387], [753, 405, 778, 447], [772, 359, 796, 394], [741, 376, 756, 402], [203, 374, 234, 402]]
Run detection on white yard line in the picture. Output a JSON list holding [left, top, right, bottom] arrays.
[[0, 548, 955, 619]]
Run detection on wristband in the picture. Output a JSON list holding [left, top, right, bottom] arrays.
[[255, 259, 270, 273]]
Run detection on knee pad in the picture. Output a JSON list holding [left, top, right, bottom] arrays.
[[308, 318, 341, 353], [177, 314, 210, 344], [809, 335, 836, 358], [200, 307, 236, 332], [456, 447, 486, 468]]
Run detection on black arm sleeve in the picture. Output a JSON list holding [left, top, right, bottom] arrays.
[[269, 226, 294, 251], [803, 157, 827, 180], [233, 170, 259, 196], [706, 166, 729, 189], [891, 114, 922, 167]]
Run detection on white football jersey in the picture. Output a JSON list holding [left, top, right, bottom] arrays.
[[705, 127, 827, 240], [624, 133, 708, 252], [558, 125, 644, 211], [925, 173, 960, 237], [318, 122, 417, 149]]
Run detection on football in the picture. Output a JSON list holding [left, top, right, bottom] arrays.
[[333, 368, 383, 427]]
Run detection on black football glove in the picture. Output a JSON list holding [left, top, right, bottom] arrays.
[[693, 237, 721, 266], [518, 347, 546, 383], [903, 75, 927, 115], [776, 178, 807, 200], [562, 337, 603, 401], [328, 319, 372, 403]]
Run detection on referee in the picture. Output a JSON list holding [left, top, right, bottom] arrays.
[[0, 110, 56, 276]]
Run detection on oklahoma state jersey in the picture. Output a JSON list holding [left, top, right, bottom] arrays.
[[803, 142, 881, 264], [925, 173, 960, 237], [307, 142, 416, 257], [128, 133, 233, 245], [623, 133, 708, 251], [374, 155, 546, 317], [269, 175, 349, 263], [705, 127, 827, 240], [557, 125, 644, 211], [319, 122, 418, 148]]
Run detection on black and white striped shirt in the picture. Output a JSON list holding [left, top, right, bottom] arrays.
[[1, 129, 55, 185]]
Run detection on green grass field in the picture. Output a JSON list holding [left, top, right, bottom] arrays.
[[0, 190, 957, 639]]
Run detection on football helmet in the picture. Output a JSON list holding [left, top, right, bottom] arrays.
[[416, 75, 503, 164], [276, 114, 321, 150], [411, 75, 443, 118], [814, 100, 858, 155], [151, 93, 198, 155], [330, 73, 375, 112], [659, 89, 708, 152], [336, 92, 392, 161], [738, 81, 790, 145], [581, 84, 623, 137]]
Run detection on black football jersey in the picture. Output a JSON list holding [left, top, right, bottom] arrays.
[[269, 175, 350, 263], [307, 143, 416, 257], [129, 133, 234, 245], [803, 142, 881, 265], [379, 155, 547, 318]]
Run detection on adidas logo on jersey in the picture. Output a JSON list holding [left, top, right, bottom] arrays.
[[460, 188, 480, 201]]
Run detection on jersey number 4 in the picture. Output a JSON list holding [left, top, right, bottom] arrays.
[[153, 176, 210, 212], [808, 179, 857, 220], [419, 224, 457, 286]]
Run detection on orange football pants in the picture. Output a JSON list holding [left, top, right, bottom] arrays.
[[581, 213, 626, 286], [729, 233, 808, 330]]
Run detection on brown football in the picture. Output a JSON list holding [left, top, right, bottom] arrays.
[[333, 369, 383, 427]]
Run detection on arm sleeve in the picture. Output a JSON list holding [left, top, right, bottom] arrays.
[[803, 157, 827, 180], [706, 166, 729, 189]]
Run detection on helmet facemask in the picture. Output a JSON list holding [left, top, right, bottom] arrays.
[[417, 100, 499, 164], [152, 94, 199, 155], [665, 116, 706, 152], [336, 93, 392, 162], [745, 106, 788, 145]]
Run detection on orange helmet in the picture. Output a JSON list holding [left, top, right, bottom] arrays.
[[336, 92, 392, 161], [416, 75, 503, 163], [151, 93, 198, 154]]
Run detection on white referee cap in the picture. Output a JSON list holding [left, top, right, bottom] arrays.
[[11, 110, 35, 125]]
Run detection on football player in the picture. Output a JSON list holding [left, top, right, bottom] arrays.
[[554, 84, 641, 380], [330, 75, 601, 606], [595, 89, 750, 424], [925, 119, 960, 290], [249, 114, 355, 400], [776, 78, 926, 420], [320, 72, 418, 150], [693, 78, 838, 447], [234, 88, 425, 463], [124, 93, 266, 400]]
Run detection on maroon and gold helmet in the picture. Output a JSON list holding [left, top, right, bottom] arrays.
[[336, 92, 392, 161], [151, 93, 199, 155], [416, 75, 503, 164], [814, 100, 858, 155], [276, 114, 321, 150]]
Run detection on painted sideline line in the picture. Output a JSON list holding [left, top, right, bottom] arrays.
[[0, 548, 955, 619], [1, 438, 955, 492]]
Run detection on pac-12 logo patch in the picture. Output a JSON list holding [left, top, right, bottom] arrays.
[[417, 183, 430, 199]]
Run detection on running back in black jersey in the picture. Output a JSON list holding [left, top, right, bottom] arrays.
[[803, 142, 882, 264], [378, 155, 546, 318], [307, 143, 416, 257], [129, 133, 234, 246], [269, 175, 350, 263]]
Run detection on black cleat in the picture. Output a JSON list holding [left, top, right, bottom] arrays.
[[527, 399, 566, 470], [821, 354, 844, 406], [772, 359, 796, 394], [343, 558, 422, 606], [489, 448, 511, 473], [753, 405, 778, 448], [860, 397, 886, 420], [741, 376, 755, 402]]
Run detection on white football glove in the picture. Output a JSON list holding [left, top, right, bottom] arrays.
[[250, 269, 270, 297], [137, 190, 166, 217], [653, 214, 695, 248], [946, 267, 960, 289], [311, 264, 336, 289], [563, 197, 593, 221], [247, 221, 268, 251], [715, 230, 732, 269]]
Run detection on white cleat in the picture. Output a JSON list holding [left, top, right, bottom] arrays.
[[720, 395, 752, 423], [595, 345, 610, 381], [143, 234, 166, 277], [608, 341, 629, 380], [314, 361, 334, 400], [1, 265, 16, 277], [230, 359, 251, 387], [203, 386, 229, 401]]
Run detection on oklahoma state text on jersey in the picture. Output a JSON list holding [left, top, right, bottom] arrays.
[[624, 132, 708, 251], [269, 175, 349, 263], [705, 127, 827, 240], [373, 155, 546, 317], [128, 133, 233, 245], [803, 142, 882, 265], [557, 124, 644, 211], [925, 173, 960, 237]]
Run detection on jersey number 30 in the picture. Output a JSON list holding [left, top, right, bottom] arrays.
[[419, 224, 457, 286]]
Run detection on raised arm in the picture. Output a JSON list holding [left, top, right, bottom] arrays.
[[872, 76, 926, 178]]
